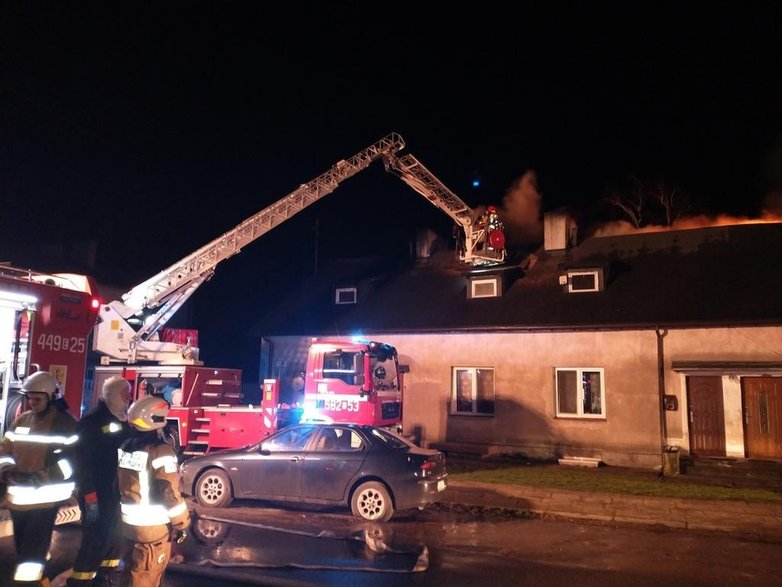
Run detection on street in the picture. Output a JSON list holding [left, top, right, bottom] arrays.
[[2, 500, 780, 586]]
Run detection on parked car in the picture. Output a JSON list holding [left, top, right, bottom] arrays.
[[178, 423, 448, 522]]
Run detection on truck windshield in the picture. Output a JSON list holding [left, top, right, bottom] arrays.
[[370, 354, 398, 391]]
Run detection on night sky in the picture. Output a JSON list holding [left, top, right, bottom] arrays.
[[1, 2, 780, 375]]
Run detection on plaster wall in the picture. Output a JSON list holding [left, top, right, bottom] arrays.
[[380, 326, 782, 468]]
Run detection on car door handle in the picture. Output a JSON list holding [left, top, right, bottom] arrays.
[[289, 456, 301, 462]]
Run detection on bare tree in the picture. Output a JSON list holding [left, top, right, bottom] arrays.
[[605, 176, 644, 228], [605, 176, 689, 228], [650, 181, 682, 226]]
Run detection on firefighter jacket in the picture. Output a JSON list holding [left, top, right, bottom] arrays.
[[0, 405, 78, 510], [75, 399, 131, 502], [117, 432, 191, 543]]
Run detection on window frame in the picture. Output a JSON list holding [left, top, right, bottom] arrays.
[[554, 367, 606, 419], [450, 366, 495, 416], [335, 287, 357, 305]]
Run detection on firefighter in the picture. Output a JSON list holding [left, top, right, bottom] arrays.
[[0, 370, 79, 587], [67, 376, 132, 587], [116, 395, 190, 587]]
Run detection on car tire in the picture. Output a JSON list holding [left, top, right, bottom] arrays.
[[350, 481, 394, 522], [194, 468, 233, 508]]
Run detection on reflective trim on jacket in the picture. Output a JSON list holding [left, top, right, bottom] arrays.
[[0, 407, 79, 509], [4, 429, 78, 446], [6, 480, 76, 505], [117, 435, 191, 542]]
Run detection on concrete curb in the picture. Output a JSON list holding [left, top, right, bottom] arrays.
[[440, 481, 782, 542]]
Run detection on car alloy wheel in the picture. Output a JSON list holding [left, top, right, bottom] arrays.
[[195, 468, 233, 508], [351, 481, 394, 522]]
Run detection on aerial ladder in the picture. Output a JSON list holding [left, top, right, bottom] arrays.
[[382, 152, 506, 267], [93, 132, 505, 365]]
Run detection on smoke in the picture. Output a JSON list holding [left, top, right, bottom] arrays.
[[494, 170, 544, 246]]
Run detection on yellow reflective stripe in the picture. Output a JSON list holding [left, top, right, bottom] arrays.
[[5, 430, 78, 445], [70, 570, 97, 580], [168, 500, 187, 517], [151, 454, 178, 469], [99, 558, 121, 568], [5, 481, 75, 505], [14, 561, 44, 581], [120, 502, 170, 526]]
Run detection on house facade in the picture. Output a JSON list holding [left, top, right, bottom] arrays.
[[253, 217, 782, 468]]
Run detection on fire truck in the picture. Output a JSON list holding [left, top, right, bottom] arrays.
[[0, 265, 100, 432], [92, 337, 402, 456], [4, 133, 506, 456]]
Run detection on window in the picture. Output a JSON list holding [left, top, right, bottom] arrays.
[[335, 287, 357, 304], [323, 350, 358, 385], [263, 425, 317, 451], [561, 268, 603, 293], [451, 367, 495, 415], [555, 368, 605, 418], [468, 275, 500, 299]]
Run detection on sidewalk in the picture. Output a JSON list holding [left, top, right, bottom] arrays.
[[439, 480, 782, 542]]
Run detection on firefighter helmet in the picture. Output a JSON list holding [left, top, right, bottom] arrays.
[[21, 371, 59, 399], [102, 376, 131, 421], [127, 395, 170, 431]]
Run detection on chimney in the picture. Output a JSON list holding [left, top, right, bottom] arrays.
[[544, 211, 577, 252]]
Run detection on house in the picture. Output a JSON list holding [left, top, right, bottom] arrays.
[[250, 215, 782, 468]]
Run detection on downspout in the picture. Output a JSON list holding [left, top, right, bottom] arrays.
[[656, 328, 669, 474]]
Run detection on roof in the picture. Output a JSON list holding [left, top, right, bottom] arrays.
[[251, 222, 782, 336]]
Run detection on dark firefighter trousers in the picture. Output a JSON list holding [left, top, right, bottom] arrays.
[[70, 495, 123, 582], [118, 534, 172, 587], [10, 506, 58, 584]]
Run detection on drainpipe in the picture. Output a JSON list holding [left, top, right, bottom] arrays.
[[656, 328, 669, 474]]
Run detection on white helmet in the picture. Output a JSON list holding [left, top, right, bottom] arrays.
[[102, 376, 131, 421], [127, 395, 170, 431], [21, 371, 58, 399]]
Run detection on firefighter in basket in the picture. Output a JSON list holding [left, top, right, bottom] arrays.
[[0, 371, 79, 587], [116, 395, 190, 587]]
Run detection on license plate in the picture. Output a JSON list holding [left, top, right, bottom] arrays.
[[437, 480, 446, 492]]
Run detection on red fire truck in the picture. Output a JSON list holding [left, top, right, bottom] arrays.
[[0, 265, 100, 432], [92, 337, 402, 456]]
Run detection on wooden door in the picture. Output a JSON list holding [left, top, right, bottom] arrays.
[[743, 377, 782, 459], [687, 376, 726, 456]]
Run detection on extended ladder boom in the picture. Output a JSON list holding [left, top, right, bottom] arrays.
[[383, 152, 506, 266], [94, 133, 405, 364]]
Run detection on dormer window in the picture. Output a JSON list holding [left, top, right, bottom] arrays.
[[559, 268, 604, 293], [467, 275, 501, 299], [335, 287, 357, 305]]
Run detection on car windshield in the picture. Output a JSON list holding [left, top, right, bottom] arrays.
[[370, 427, 415, 450]]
